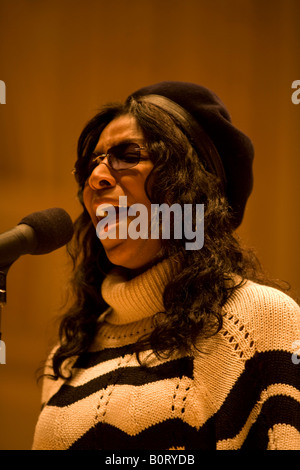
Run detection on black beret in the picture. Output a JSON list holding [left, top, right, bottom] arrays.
[[127, 81, 254, 229]]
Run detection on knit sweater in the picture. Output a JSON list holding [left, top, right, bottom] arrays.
[[32, 259, 300, 450]]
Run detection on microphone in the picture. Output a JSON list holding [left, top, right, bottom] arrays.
[[0, 208, 74, 270]]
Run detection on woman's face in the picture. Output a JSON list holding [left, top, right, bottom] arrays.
[[83, 114, 162, 271]]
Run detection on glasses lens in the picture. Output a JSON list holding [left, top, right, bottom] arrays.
[[109, 143, 141, 170]]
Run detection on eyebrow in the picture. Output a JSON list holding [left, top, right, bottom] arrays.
[[93, 138, 145, 155]]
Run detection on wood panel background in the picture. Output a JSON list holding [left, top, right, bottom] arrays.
[[0, 0, 299, 449]]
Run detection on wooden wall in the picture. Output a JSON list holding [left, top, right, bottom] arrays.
[[0, 0, 299, 449]]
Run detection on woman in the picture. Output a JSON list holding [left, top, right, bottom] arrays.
[[33, 81, 300, 450]]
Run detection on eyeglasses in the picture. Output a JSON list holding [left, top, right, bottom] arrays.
[[90, 142, 147, 171], [72, 142, 148, 185]]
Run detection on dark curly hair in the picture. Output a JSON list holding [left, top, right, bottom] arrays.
[[50, 97, 284, 380]]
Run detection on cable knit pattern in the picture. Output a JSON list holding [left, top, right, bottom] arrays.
[[32, 261, 300, 450]]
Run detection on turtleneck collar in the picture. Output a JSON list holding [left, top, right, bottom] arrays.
[[101, 257, 180, 325]]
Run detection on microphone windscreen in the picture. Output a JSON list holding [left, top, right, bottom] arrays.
[[18, 208, 74, 255]]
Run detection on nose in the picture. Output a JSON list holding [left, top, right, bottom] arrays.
[[88, 158, 116, 190]]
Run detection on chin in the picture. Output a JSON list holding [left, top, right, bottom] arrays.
[[102, 239, 162, 271]]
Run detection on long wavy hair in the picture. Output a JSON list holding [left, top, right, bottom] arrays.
[[50, 97, 285, 380]]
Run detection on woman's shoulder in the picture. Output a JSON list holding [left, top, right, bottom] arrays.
[[226, 279, 300, 316], [222, 279, 300, 353], [39, 345, 77, 407], [228, 276, 297, 300]]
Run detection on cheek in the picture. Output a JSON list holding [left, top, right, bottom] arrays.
[[82, 187, 93, 217], [124, 172, 152, 205]]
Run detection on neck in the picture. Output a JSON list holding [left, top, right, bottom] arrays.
[[101, 257, 180, 325]]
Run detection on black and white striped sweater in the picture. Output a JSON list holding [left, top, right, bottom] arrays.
[[32, 260, 300, 450]]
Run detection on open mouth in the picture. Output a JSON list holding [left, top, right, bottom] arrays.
[[96, 203, 129, 235]]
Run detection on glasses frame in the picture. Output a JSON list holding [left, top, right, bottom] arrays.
[[91, 143, 147, 172], [71, 143, 148, 185]]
